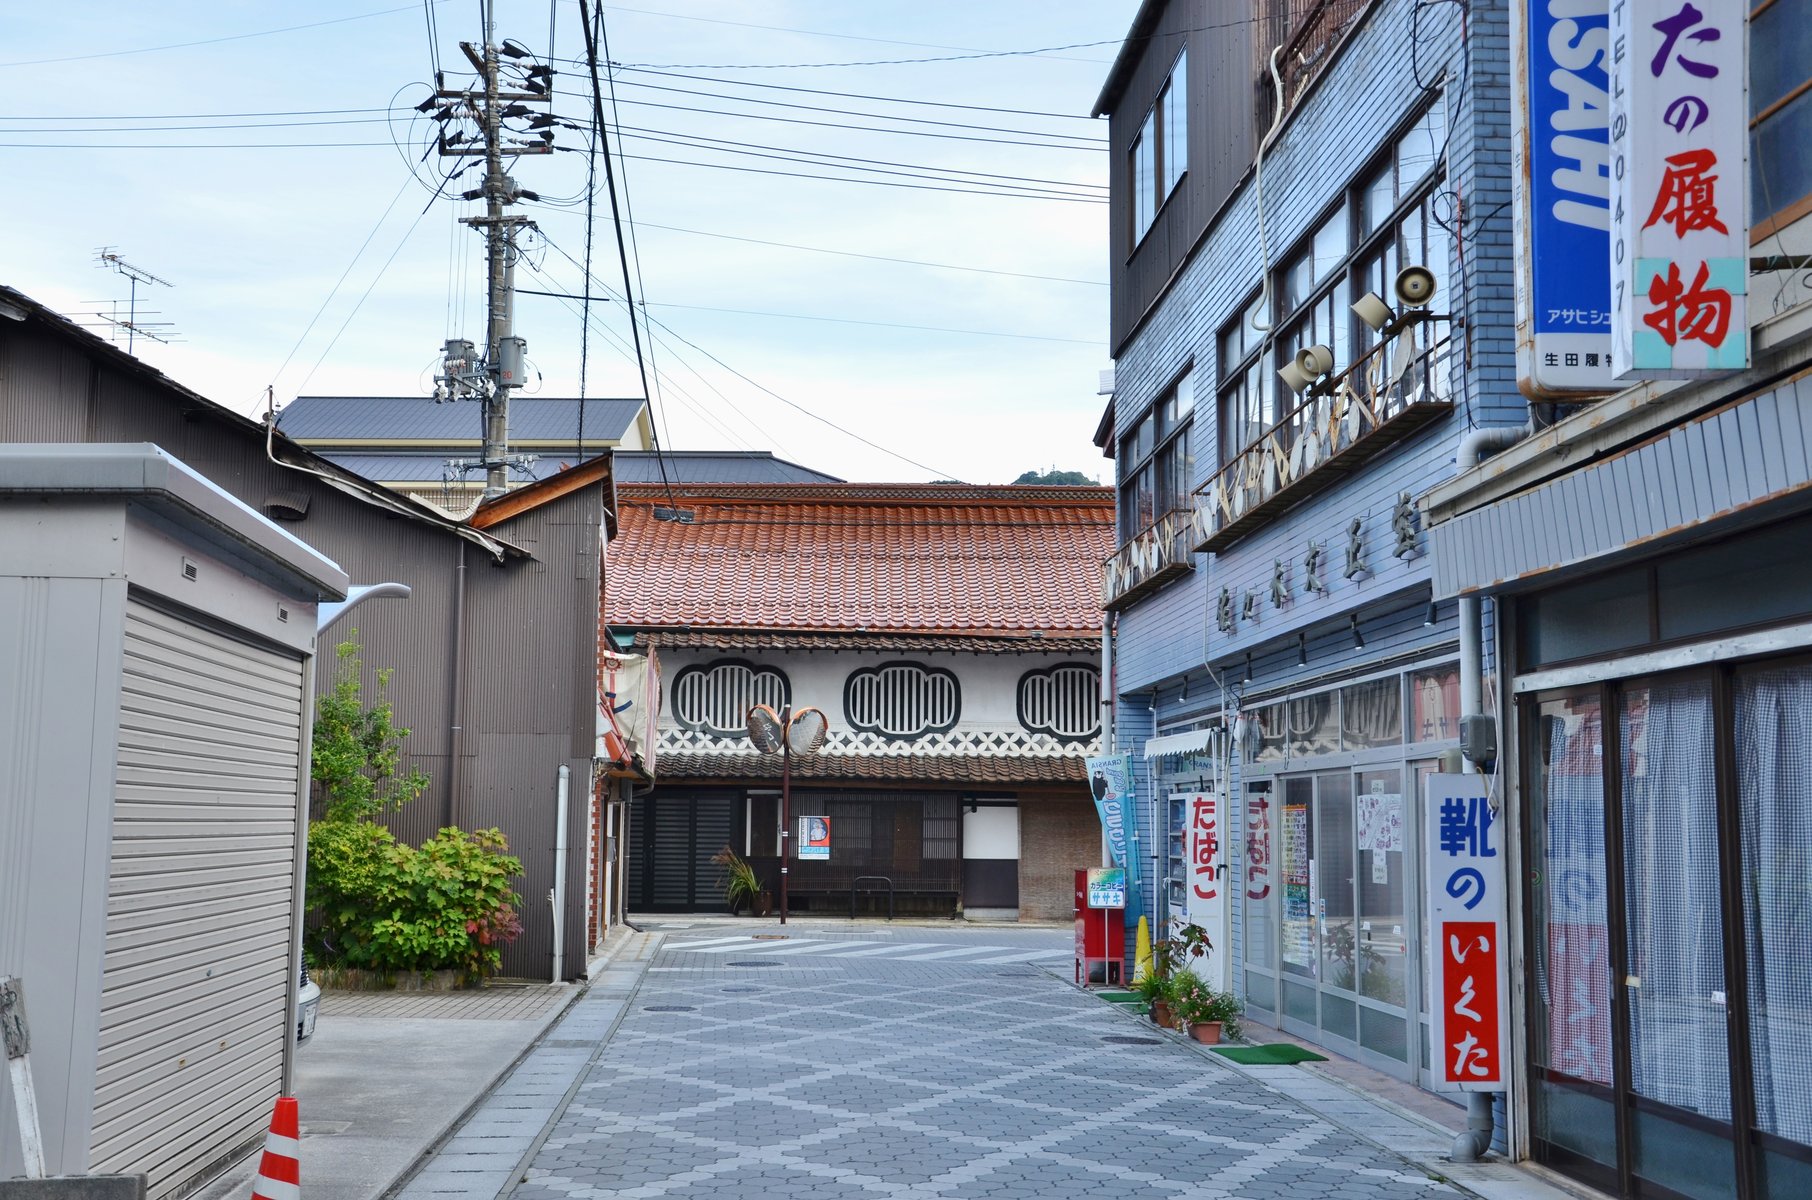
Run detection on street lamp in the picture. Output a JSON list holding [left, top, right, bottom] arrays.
[[745, 704, 829, 925]]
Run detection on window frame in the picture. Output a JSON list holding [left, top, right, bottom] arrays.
[[1214, 96, 1448, 468], [1117, 372, 1195, 546], [1128, 47, 1190, 249]]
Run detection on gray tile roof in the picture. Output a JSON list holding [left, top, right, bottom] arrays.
[[277, 395, 645, 443]]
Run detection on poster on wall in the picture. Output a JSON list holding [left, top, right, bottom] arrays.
[[796, 816, 830, 860], [1512, 0, 1615, 394], [1608, 0, 1749, 378], [1282, 801, 1312, 971], [1086, 753, 1139, 882], [1425, 774, 1510, 1091], [1178, 792, 1227, 989]]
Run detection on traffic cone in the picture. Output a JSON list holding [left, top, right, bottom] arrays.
[[1133, 915, 1152, 982], [251, 1096, 300, 1200]]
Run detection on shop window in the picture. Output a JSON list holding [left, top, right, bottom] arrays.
[[1409, 665, 1460, 743], [1354, 768, 1407, 1009], [1341, 676, 1402, 749], [1285, 692, 1340, 757]]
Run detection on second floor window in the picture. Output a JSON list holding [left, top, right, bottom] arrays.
[[1216, 96, 1449, 466], [1130, 48, 1188, 246], [1118, 376, 1195, 543]]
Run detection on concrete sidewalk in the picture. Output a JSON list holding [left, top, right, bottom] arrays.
[[186, 929, 657, 1200]]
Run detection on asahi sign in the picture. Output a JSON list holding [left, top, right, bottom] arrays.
[[1609, 0, 1749, 378], [1513, 0, 1614, 394]]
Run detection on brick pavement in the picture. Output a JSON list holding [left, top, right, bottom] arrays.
[[323, 982, 575, 1021], [480, 934, 1460, 1200]]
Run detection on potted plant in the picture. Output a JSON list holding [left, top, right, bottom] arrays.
[[710, 844, 767, 916], [1170, 970, 1243, 1044], [1130, 966, 1178, 1027]]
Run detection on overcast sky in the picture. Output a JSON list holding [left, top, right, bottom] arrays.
[[5, 2, 1139, 484]]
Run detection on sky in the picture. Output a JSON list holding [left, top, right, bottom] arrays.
[[3, 1, 1141, 485]]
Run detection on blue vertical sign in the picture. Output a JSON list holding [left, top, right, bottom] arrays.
[[1513, 0, 1615, 394], [1085, 753, 1139, 883]]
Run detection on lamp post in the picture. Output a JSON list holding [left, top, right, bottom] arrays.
[[745, 704, 828, 925]]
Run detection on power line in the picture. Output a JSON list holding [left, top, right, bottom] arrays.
[[578, 0, 676, 510], [608, 37, 1121, 71], [0, 2, 442, 68], [608, 125, 1103, 197], [642, 302, 1100, 345], [537, 234, 963, 481], [557, 90, 1104, 151], [564, 146, 1107, 203], [611, 67, 1103, 122], [572, 73, 1105, 142], [626, 221, 1106, 287]]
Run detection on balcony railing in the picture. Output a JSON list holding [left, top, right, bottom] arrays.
[[1195, 327, 1453, 553], [1102, 504, 1203, 610]]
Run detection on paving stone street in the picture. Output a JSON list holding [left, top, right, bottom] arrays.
[[425, 924, 1465, 1200]]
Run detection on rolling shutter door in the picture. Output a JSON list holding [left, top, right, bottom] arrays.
[[90, 600, 306, 1199]]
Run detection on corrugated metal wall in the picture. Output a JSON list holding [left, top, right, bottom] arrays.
[[0, 315, 604, 980]]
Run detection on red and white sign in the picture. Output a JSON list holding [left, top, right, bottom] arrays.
[[1245, 791, 1272, 902], [1425, 774, 1509, 1090], [1179, 792, 1228, 988]]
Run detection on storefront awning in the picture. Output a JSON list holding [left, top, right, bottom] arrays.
[[1142, 729, 1217, 761]]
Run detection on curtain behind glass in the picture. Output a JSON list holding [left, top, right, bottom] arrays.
[[1735, 665, 1812, 1148], [1620, 680, 1731, 1120], [1537, 697, 1613, 1085]]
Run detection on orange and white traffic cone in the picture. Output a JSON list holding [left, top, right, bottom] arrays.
[[250, 1096, 300, 1200]]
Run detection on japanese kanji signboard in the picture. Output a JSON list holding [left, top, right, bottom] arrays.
[[1178, 792, 1227, 986], [1512, 0, 1615, 394], [1609, 0, 1749, 378], [1425, 774, 1509, 1091]]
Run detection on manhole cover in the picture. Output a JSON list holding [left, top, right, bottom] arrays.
[[728, 960, 782, 968], [1101, 1036, 1163, 1046], [644, 1005, 696, 1013]]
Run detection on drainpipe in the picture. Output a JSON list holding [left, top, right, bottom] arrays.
[[447, 542, 469, 828], [552, 765, 570, 983], [1451, 423, 1529, 1163]]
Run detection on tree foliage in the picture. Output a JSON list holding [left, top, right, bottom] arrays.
[[1012, 468, 1096, 486], [305, 636, 522, 981]]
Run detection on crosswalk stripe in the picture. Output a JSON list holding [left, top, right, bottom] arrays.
[[967, 949, 1067, 964], [892, 946, 1000, 961], [824, 942, 943, 957], [749, 941, 879, 956], [666, 936, 765, 951], [673, 939, 825, 955]]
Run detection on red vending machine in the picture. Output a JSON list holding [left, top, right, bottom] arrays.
[[1073, 867, 1126, 985]]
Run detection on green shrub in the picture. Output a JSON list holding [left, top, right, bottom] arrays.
[[304, 636, 522, 982]]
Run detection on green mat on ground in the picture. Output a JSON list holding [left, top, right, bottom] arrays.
[[1211, 1044, 1327, 1065], [1096, 991, 1140, 1003]]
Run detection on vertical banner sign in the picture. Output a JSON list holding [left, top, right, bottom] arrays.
[[1181, 792, 1227, 988], [1086, 754, 1140, 882], [1513, 0, 1615, 394], [1609, 0, 1749, 378], [1426, 775, 1509, 1091]]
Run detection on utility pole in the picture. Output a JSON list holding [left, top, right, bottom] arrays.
[[431, 3, 554, 497]]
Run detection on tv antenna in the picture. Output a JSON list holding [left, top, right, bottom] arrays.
[[91, 248, 176, 352]]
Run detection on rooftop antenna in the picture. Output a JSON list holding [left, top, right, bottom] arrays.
[[92, 248, 175, 354]]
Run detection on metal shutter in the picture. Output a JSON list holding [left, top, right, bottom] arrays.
[[90, 600, 306, 1198]]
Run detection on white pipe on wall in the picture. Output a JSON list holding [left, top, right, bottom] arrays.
[[553, 765, 570, 984]]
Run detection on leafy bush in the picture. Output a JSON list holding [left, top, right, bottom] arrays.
[[305, 636, 522, 982], [710, 844, 763, 913], [1170, 970, 1243, 1038]]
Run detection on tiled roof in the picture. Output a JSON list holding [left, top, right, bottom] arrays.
[[606, 484, 1115, 635], [656, 752, 1088, 785], [277, 396, 644, 443], [636, 629, 1100, 655]]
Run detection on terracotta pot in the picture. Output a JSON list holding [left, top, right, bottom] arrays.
[[1188, 1021, 1223, 1044], [753, 891, 773, 917], [1149, 1000, 1173, 1027]]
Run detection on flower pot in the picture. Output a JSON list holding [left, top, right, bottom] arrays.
[[753, 890, 773, 917], [1149, 1000, 1173, 1028], [1188, 1020, 1223, 1045]]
